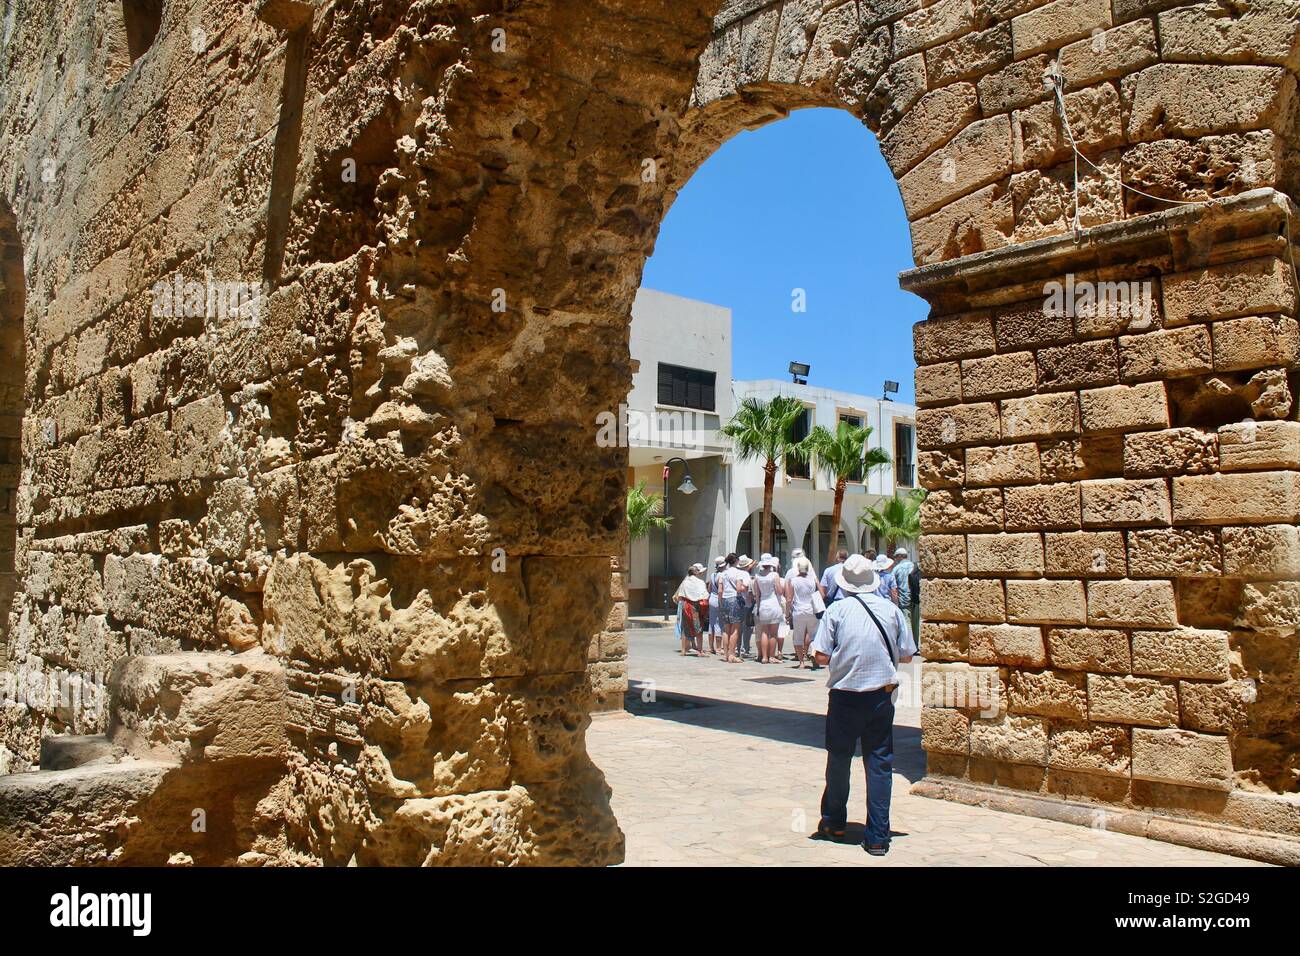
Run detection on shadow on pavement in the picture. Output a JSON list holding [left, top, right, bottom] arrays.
[[622, 686, 927, 784]]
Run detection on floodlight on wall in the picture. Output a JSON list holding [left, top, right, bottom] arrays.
[[789, 361, 810, 385], [883, 380, 899, 401]]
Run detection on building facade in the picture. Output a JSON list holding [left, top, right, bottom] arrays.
[[625, 288, 917, 612]]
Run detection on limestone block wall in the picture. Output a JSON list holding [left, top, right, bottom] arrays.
[[907, 192, 1300, 848], [0, 0, 1296, 864]]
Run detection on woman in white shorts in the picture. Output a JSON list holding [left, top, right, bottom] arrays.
[[752, 554, 786, 664], [787, 556, 823, 669]]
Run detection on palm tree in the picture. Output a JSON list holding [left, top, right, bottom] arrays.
[[626, 481, 671, 588], [859, 488, 927, 555], [791, 420, 892, 566], [721, 394, 806, 554]]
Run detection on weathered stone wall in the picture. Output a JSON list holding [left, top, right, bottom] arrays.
[[0, 0, 1297, 863]]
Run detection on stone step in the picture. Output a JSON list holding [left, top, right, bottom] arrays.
[[38, 734, 127, 771], [0, 649, 290, 865]]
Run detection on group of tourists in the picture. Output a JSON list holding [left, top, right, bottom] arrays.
[[670, 545, 921, 857], [671, 546, 919, 668]]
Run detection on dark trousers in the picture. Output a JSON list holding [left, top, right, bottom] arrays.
[[820, 687, 895, 847]]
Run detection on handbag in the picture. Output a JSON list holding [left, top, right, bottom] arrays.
[[811, 589, 826, 618]]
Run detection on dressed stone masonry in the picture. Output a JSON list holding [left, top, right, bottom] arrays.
[[0, 0, 1298, 864]]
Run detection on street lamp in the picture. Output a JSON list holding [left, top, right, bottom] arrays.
[[661, 456, 696, 620]]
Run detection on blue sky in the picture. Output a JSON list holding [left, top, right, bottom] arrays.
[[641, 107, 922, 404]]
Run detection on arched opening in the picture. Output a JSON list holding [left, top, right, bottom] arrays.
[[802, 513, 853, 566], [601, 100, 926, 862], [735, 509, 790, 566], [0, 201, 24, 640]]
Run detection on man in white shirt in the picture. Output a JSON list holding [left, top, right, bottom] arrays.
[[809, 554, 916, 857]]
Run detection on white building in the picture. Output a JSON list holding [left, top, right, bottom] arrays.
[[625, 288, 917, 612]]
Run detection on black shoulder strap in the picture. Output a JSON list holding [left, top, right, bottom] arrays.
[[851, 594, 896, 666]]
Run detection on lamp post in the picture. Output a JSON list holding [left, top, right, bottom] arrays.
[[661, 456, 696, 620]]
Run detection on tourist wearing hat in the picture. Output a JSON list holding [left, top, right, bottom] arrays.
[[867, 551, 898, 605], [787, 556, 824, 669], [706, 556, 727, 656], [809, 553, 916, 857], [820, 548, 849, 604], [752, 553, 786, 664], [890, 546, 919, 646], [717, 553, 751, 663], [735, 554, 756, 659], [673, 563, 710, 656]]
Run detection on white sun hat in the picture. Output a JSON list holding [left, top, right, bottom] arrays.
[[835, 554, 879, 594]]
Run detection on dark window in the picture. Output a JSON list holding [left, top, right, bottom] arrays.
[[839, 412, 864, 482], [786, 406, 811, 479], [895, 422, 915, 487], [657, 363, 715, 411]]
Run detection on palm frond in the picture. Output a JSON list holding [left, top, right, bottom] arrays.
[[626, 481, 671, 541]]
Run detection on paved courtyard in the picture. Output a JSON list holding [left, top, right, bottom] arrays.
[[586, 621, 1267, 867]]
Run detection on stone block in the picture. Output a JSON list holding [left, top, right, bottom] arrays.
[[1180, 680, 1252, 735], [965, 443, 1041, 486], [1043, 530, 1126, 578], [1011, 0, 1111, 58], [966, 532, 1043, 578], [1001, 392, 1080, 440], [1008, 668, 1088, 720], [969, 623, 1046, 666], [1045, 627, 1131, 673], [1087, 674, 1179, 727], [1079, 382, 1169, 433], [921, 707, 971, 755], [1126, 527, 1221, 577], [107, 651, 288, 764], [1048, 721, 1131, 776], [1087, 579, 1178, 628], [920, 621, 969, 661], [970, 715, 1048, 765], [1217, 420, 1300, 471], [922, 577, 1007, 623], [1123, 427, 1217, 478], [1132, 627, 1231, 680], [1131, 727, 1233, 791], [1080, 477, 1170, 527], [1119, 326, 1212, 382], [920, 488, 1004, 532], [960, 352, 1036, 400], [919, 533, 968, 576], [1006, 578, 1086, 624], [1221, 525, 1300, 578], [1004, 482, 1082, 530], [916, 361, 963, 406], [1162, 256, 1296, 326], [1056, 17, 1157, 87], [1124, 63, 1295, 141], [918, 449, 965, 489], [1037, 339, 1119, 391], [922, 662, 1004, 713], [898, 115, 1014, 220], [1212, 315, 1300, 372], [917, 402, 1001, 449], [1173, 472, 1300, 525]]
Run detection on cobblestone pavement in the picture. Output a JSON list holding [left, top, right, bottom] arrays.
[[586, 622, 1268, 867]]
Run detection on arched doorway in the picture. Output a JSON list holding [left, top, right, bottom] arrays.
[[735, 509, 789, 567], [802, 513, 853, 566]]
